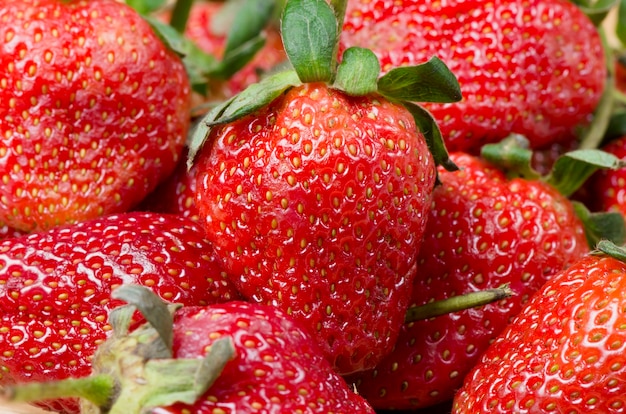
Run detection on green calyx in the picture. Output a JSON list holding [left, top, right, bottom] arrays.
[[143, 0, 277, 95], [481, 134, 626, 248], [188, 0, 462, 170], [3, 286, 236, 414]]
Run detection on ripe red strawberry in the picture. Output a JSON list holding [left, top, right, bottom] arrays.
[[452, 241, 626, 413], [347, 150, 593, 409], [4, 286, 376, 413], [0, 221, 21, 240], [0, 212, 240, 414], [139, 147, 201, 222], [0, 0, 191, 232], [189, 0, 462, 375], [582, 135, 626, 216], [340, 0, 606, 153]]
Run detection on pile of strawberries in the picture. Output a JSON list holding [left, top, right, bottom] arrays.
[[2, 0, 626, 413]]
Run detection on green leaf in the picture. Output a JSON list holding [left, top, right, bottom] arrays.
[[480, 134, 541, 180], [168, 0, 193, 33], [606, 110, 626, 139], [545, 149, 626, 197], [619, 0, 626, 45], [111, 285, 176, 356], [125, 0, 167, 14], [593, 239, 626, 261], [210, 35, 267, 80], [139, 338, 236, 409], [144, 15, 218, 92], [187, 70, 302, 165], [281, 0, 337, 83], [223, 0, 275, 59], [211, 69, 301, 124], [377, 56, 462, 103], [576, 0, 619, 26], [573, 201, 626, 249], [402, 102, 458, 172], [333, 47, 380, 96]]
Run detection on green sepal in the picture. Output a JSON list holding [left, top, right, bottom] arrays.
[[111, 285, 178, 356], [210, 35, 268, 80], [480, 134, 541, 180], [125, 0, 167, 15], [168, 0, 193, 33], [109, 338, 236, 414], [593, 239, 626, 261], [281, 0, 337, 83], [187, 70, 302, 166], [207, 0, 275, 80], [606, 110, 626, 139], [4, 375, 115, 409], [573, 201, 626, 248], [402, 101, 458, 172], [574, 0, 619, 26], [618, 0, 626, 45], [144, 16, 218, 94], [377, 56, 462, 103], [333, 47, 380, 96], [405, 284, 513, 322], [544, 149, 625, 197]]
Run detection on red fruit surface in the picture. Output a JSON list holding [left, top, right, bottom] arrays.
[[341, 0, 605, 153], [194, 82, 437, 375], [152, 302, 375, 413], [583, 135, 626, 216], [453, 252, 626, 413], [0, 212, 240, 414], [349, 152, 589, 409], [140, 147, 200, 222], [0, 0, 191, 232]]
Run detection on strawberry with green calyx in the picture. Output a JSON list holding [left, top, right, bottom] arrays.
[[341, 0, 607, 154], [452, 240, 626, 413], [188, 0, 461, 375], [0, 212, 241, 414], [0, 0, 191, 233], [4, 285, 377, 413], [347, 135, 626, 410]]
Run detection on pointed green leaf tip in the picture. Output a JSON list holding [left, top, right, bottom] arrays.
[[334, 47, 380, 96], [545, 149, 626, 197], [378, 56, 462, 103], [281, 0, 337, 83], [573, 202, 626, 249]]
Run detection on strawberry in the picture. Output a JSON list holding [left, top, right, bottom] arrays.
[[0, 212, 240, 414], [340, 0, 606, 153], [0, 221, 21, 240], [452, 240, 626, 413], [188, 0, 462, 375], [4, 285, 376, 414], [347, 137, 625, 410], [139, 147, 201, 222], [0, 0, 191, 232]]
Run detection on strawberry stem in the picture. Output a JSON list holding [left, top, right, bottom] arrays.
[[405, 284, 513, 323], [169, 0, 193, 33], [3, 375, 115, 409]]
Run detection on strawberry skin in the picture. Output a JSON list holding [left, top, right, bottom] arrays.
[[0, 0, 191, 232], [349, 152, 589, 409], [140, 147, 201, 222], [0, 212, 240, 414], [453, 250, 626, 413], [194, 82, 437, 375], [341, 0, 605, 153], [150, 302, 375, 413]]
